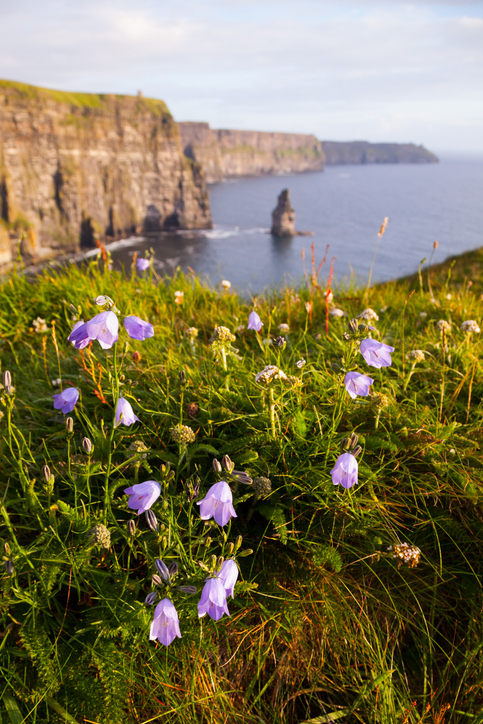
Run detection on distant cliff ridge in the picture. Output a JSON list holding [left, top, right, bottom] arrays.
[[179, 122, 326, 183], [322, 141, 438, 165], [0, 80, 211, 268]]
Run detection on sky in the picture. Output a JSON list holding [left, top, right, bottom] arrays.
[[1, 0, 482, 154]]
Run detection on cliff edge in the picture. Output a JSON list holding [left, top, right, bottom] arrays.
[[179, 122, 326, 183], [322, 141, 438, 165], [0, 80, 212, 268]]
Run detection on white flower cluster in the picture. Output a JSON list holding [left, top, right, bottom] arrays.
[[255, 365, 288, 384], [387, 542, 421, 568], [435, 320, 451, 333], [406, 350, 425, 363], [460, 320, 480, 334], [170, 425, 196, 444], [358, 308, 379, 322]]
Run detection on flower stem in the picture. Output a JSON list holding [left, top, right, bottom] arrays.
[[269, 387, 276, 438], [104, 343, 120, 519]]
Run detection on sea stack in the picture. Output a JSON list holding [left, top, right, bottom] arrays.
[[271, 189, 296, 237]]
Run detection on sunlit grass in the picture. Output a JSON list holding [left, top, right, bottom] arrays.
[[0, 249, 482, 723]]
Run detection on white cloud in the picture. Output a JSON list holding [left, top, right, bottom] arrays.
[[0, 0, 482, 151]]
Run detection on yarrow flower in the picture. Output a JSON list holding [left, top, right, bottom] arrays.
[[278, 323, 290, 333], [115, 397, 140, 427], [344, 371, 374, 399], [330, 452, 358, 490], [68, 311, 119, 350], [221, 279, 232, 291], [150, 598, 182, 646], [329, 308, 346, 318], [197, 481, 237, 526], [218, 559, 239, 598], [435, 320, 451, 333], [136, 258, 150, 271], [32, 317, 48, 333], [123, 316, 154, 341], [358, 308, 379, 322], [460, 320, 480, 333], [387, 542, 421, 568], [247, 311, 263, 332], [406, 350, 425, 363], [198, 577, 230, 621], [255, 365, 288, 384], [360, 338, 395, 369], [124, 480, 161, 514], [53, 387, 79, 414], [170, 424, 196, 445]]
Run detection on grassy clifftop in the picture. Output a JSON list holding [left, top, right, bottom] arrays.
[[0, 78, 171, 116]]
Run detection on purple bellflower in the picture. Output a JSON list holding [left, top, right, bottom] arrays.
[[115, 397, 140, 427], [344, 371, 374, 399], [123, 316, 154, 341], [124, 480, 161, 514], [149, 598, 181, 646], [219, 559, 239, 598], [360, 338, 395, 369], [247, 311, 263, 332], [331, 453, 358, 490], [53, 387, 80, 414], [68, 311, 119, 350], [136, 258, 151, 272], [198, 577, 230, 621], [197, 481, 237, 526]]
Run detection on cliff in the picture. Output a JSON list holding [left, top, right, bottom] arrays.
[[322, 141, 438, 165], [0, 80, 212, 268], [179, 122, 325, 183]]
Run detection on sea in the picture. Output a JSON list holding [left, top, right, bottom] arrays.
[[107, 156, 483, 294]]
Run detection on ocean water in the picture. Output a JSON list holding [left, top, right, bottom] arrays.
[[109, 157, 483, 293]]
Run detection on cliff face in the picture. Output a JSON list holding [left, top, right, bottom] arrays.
[[179, 122, 325, 183], [322, 141, 438, 165], [0, 81, 212, 267]]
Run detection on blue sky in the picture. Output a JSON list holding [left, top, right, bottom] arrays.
[[1, 0, 482, 153]]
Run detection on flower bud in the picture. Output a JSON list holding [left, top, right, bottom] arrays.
[[42, 465, 52, 484], [222, 455, 234, 473], [340, 437, 349, 452], [82, 437, 92, 454], [3, 370, 11, 389], [216, 556, 224, 570], [65, 417, 74, 434], [235, 535, 243, 551], [145, 509, 158, 532], [168, 561, 179, 577], [212, 459, 222, 474], [152, 574, 163, 586], [205, 537, 212, 548], [232, 470, 253, 485], [210, 554, 217, 569], [4, 560, 14, 575], [179, 370, 186, 383], [226, 542, 234, 555], [349, 433, 359, 449], [352, 445, 363, 458], [238, 549, 254, 557], [145, 591, 158, 606], [176, 585, 197, 594], [155, 559, 170, 582], [127, 519, 136, 536], [342, 332, 351, 341], [275, 336, 286, 348], [348, 319, 359, 334], [4, 542, 11, 556], [162, 536, 167, 550]]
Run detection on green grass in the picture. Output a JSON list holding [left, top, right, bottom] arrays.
[[0, 249, 482, 723], [0, 78, 171, 116]]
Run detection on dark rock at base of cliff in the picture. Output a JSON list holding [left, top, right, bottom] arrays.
[[271, 189, 296, 237]]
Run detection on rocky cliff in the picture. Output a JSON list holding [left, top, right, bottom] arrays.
[[0, 80, 212, 268], [179, 122, 325, 183], [322, 141, 438, 165]]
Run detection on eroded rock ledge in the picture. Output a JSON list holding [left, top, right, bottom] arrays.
[[0, 80, 212, 268]]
